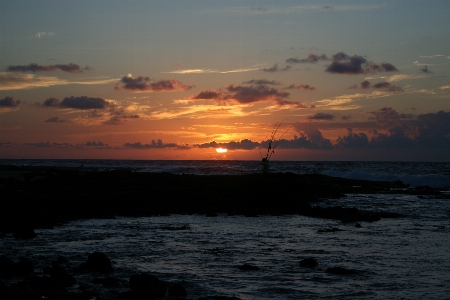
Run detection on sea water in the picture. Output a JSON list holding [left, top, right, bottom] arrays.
[[2, 160, 450, 188], [1, 160, 450, 299]]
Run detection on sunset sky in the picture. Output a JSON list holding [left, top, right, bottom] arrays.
[[1, 0, 449, 161]]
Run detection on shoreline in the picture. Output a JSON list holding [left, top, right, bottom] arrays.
[[1, 165, 446, 234], [1, 165, 449, 300]]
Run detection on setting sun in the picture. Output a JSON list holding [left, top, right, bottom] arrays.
[[216, 148, 227, 153]]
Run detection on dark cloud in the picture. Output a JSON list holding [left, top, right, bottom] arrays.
[[261, 63, 291, 72], [286, 53, 329, 64], [194, 139, 260, 150], [372, 81, 403, 92], [368, 107, 413, 128], [24, 142, 73, 148], [226, 84, 290, 105], [60, 96, 110, 110], [341, 115, 352, 120], [420, 65, 432, 73], [189, 90, 228, 100], [291, 122, 333, 149], [36, 97, 60, 108], [350, 80, 402, 92], [308, 112, 335, 120], [326, 52, 398, 74], [361, 80, 371, 89], [6, 63, 91, 73], [284, 84, 317, 91], [85, 141, 109, 147], [104, 114, 139, 125], [0, 96, 20, 107], [242, 79, 281, 85], [115, 76, 192, 92], [190, 84, 311, 107], [123, 139, 181, 149], [414, 111, 450, 148], [336, 109, 450, 149], [37, 96, 110, 110], [45, 117, 64, 122], [335, 129, 370, 148]]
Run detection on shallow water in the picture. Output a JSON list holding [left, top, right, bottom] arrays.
[[1, 193, 449, 299]]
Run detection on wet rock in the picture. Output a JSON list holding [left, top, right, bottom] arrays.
[[11, 275, 69, 299], [238, 263, 260, 271], [205, 213, 219, 217], [14, 258, 34, 276], [50, 264, 77, 286], [355, 223, 362, 228], [79, 252, 114, 273], [12, 226, 37, 239], [326, 266, 358, 275], [0, 255, 14, 279], [299, 257, 318, 268], [168, 282, 187, 297], [56, 256, 68, 264], [129, 273, 166, 298]]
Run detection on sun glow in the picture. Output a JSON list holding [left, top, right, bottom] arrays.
[[216, 148, 227, 153]]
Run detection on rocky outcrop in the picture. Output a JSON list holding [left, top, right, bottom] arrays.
[[79, 252, 114, 274], [299, 258, 318, 268]]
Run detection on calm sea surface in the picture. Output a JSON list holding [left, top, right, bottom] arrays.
[[1, 160, 449, 299]]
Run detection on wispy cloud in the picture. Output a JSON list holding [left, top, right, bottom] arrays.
[[0, 72, 119, 90], [33, 32, 54, 39], [163, 66, 262, 74], [385, 74, 425, 82], [7, 63, 91, 73]]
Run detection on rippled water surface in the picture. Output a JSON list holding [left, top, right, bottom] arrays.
[[1, 193, 449, 299]]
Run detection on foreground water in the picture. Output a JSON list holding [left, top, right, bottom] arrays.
[[1, 192, 449, 299]]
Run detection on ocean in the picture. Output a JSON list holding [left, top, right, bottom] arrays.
[[1, 159, 450, 188], [1, 160, 449, 299]]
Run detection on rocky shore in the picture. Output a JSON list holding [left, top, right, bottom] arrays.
[[1, 165, 448, 299], [0, 165, 446, 234]]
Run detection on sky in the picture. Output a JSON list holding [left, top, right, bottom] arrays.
[[0, 0, 449, 161]]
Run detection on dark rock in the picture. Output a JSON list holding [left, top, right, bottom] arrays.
[[129, 273, 166, 298], [299, 257, 318, 268], [56, 256, 68, 264], [79, 252, 114, 273], [205, 213, 219, 217], [0, 255, 14, 279], [103, 277, 121, 287], [355, 223, 362, 228], [238, 263, 260, 271], [12, 226, 37, 239], [326, 266, 358, 275], [14, 258, 34, 276], [168, 282, 187, 297], [12, 275, 68, 298], [50, 264, 77, 286]]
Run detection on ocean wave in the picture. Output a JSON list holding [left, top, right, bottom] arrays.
[[323, 170, 450, 188]]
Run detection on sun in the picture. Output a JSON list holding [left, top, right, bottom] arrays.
[[216, 148, 227, 153]]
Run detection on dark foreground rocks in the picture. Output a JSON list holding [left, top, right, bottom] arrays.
[[0, 166, 428, 233]]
